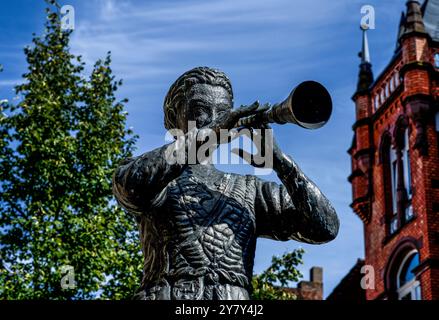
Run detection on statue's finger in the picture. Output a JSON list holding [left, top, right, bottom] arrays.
[[234, 101, 260, 118], [256, 104, 270, 114]]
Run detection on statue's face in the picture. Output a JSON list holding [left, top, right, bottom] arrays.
[[177, 84, 232, 132]]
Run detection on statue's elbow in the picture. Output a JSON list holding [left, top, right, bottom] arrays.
[[296, 209, 339, 245], [306, 207, 339, 244], [321, 209, 340, 243]]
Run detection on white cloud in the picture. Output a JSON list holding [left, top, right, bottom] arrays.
[[70, 0, 357, 83], [0, 79, 21, 87]]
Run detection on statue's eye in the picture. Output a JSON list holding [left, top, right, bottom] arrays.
[[216, 104, 229, 114], [193, 105, 209, 118], [195, 106, 205, 115]]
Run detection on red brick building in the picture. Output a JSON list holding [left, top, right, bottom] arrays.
[[285, 267, 324, 300], [333, 0, 439, 300]]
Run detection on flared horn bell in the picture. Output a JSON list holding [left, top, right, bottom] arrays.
[[237, 81, 333, 130]]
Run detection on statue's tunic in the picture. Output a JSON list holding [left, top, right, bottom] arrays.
[[113, 146, 338, 300]]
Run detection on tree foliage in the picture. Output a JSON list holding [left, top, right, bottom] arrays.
[[0, 1, 142, 299], [252, 249, 304, 300]]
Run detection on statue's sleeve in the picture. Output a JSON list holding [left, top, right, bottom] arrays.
[[112, 144, 186, 215], [253, 161, 339, 244]]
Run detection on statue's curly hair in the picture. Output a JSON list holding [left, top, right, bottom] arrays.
[[163, 67, 233, 130]]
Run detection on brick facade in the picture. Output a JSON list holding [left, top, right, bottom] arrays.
[[282, 267, 323, 300], [347, 1, 439, 300]]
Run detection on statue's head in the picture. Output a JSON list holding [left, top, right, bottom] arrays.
[[164, 67, 233, 132]]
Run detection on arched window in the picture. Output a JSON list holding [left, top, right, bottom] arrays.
[[375, 95, 380, 110], [402, 129, 413, 221], [381, 133, 398, 235], [386, 117, 413, 233], [385, 241, 422, 300], [390, 77, 395, 92], [396, 250, 421, 300], [394, 72, 400, 87]]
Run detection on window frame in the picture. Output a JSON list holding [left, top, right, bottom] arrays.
[[402, 129, 414, 222], [434, 53, 439, 68], [396, 250, 421, 300], [381, 133, 398, 236], [390, 146, 398, 234]]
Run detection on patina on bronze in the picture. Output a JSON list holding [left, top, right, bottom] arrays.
[[112, 67, 339, 300]]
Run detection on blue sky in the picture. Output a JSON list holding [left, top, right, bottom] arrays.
[[0, 0, 411, 297]]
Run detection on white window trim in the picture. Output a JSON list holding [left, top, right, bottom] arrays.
[[403, 129, 412, 200], [398, 279, 421, 300], [396, 249, 421, 300], [390, 147, 398, 217]]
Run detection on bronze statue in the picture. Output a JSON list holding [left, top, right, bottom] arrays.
[[112, 67, 339, 300]]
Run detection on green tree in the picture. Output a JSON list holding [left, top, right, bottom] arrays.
[[0, 1, 142, 299], [252, 249, 304, 300]]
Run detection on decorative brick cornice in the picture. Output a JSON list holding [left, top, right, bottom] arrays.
[[399, 30, 430, 43], [352, 117, 371, 131], [350, 196, 371, 224], [347, 169, 364, 183], [351, 87, 371, 102], [371, 85, 404, 122], [353, 147, 374, 161], [402, 93, 433, 106], [399, 61, 436, 78]]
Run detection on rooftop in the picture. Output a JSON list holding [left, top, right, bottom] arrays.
[[423, 0, 439, 42]]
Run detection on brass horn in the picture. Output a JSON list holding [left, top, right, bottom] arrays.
[[236, 81, 332, 130]]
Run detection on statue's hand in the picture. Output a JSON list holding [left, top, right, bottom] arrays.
[[231, 123, 285, 169], [200, 101, 269, 144]]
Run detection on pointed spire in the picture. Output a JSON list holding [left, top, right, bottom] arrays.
[[361, 26, 371, 64], [421, 0, 429, 14], [356, 26, 374, 93], [396, 11, 406, 48], [399, 1, 427, 41]]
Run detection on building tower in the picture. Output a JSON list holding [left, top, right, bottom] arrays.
[[345, 0, 439, 300]]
